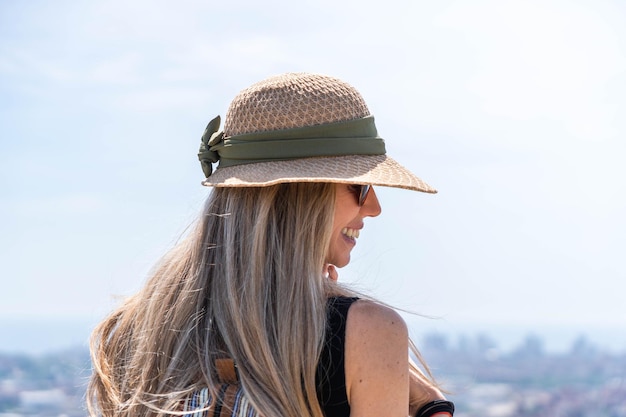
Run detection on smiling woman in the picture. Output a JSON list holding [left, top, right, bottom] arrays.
[[87, 72, 451, 417]]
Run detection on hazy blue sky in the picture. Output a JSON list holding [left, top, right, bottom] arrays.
[[1, 0, 625, 351]]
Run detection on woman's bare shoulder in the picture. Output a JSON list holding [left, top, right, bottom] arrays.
[[347, 299, 408, 335], [344, 300, 409, 416]]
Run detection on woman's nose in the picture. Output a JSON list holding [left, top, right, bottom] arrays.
[[360, 187, 382, 217]]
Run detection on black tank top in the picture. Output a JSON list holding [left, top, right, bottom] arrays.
[[316, 296, 359, 417]]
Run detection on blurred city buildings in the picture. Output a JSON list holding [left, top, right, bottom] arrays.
[[0, 333, 624, 417]]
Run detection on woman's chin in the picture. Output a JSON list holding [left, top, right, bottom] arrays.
[[326, 256, 350, 269]]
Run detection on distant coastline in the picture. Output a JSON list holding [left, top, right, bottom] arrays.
[[0, 318, 95, 355], [1, 317, 625, 355], [406, 317, 626, 354]]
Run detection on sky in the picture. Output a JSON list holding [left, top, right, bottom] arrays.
[[1, 0, 625, 352]]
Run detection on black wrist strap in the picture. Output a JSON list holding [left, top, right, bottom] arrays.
[[415, 400, 455, 417]]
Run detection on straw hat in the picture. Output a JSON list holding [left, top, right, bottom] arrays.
[[198, 73, 436, 193]]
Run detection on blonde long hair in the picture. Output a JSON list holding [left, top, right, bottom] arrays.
[[88, 183, 343, 416], [87, 182, 435, 417]]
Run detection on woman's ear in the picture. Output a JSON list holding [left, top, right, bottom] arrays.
[[324, 264, 338, 282]]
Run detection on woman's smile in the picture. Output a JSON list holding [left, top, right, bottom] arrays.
[[326, 184, 381, 268]]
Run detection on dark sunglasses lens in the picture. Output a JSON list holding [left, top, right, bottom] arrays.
[[359, 185, 371, 206]]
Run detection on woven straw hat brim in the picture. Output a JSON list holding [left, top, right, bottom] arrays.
[[201, 154, 437, 193]]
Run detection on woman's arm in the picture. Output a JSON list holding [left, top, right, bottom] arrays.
[[344, 300, 447, 417], [409, 371, 449, 417], [409, 358, 447, 415], [344, 300, 409, 416]]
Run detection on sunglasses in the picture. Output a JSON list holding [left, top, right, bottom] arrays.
[[348, 184, 371, 206]]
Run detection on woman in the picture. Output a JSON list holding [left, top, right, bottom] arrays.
[[88, 73, 454, 417]]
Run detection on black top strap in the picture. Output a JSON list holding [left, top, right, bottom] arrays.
[[316, 296, 359, 417]]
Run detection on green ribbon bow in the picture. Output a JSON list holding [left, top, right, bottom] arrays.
[[198, 115, 386, 178], [198, 116, 224, 177]]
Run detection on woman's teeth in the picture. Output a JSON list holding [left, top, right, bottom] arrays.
[[341, 228, 360, 239]]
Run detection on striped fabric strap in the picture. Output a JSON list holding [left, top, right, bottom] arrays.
[[182, 386, 258, 417]]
